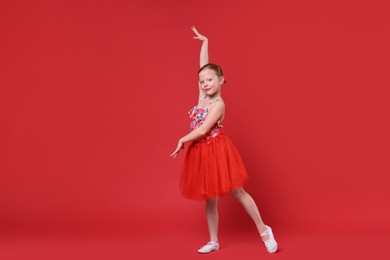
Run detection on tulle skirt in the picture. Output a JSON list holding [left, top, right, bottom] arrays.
[[180, 133, 249, 200]]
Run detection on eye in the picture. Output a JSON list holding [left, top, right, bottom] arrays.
[[200, 81, 204, 84]]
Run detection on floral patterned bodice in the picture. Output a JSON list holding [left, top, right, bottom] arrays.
[[188, 105, 223, 141]]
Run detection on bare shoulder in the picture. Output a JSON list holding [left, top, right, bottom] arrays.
[[210, 98, 225, 112], [216, 98, 225, 107]]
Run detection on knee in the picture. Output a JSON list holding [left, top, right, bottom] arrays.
[[231, 188, 246, 200], [206, 197, 218, 207]]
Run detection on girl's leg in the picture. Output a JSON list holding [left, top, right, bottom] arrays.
[[206, 197, 219, 242], [230, 188, 269, 240]]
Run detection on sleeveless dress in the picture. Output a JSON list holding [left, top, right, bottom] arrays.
[[180, 101, 249, 200]]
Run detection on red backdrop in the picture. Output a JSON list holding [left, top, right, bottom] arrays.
[[1, 0, 389, 257]]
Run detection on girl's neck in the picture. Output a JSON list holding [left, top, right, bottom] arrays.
[[201, 94, 221, 101]]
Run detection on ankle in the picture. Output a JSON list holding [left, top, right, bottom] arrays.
[[258, 224, 267, 236], [260, 225, 270, 241]]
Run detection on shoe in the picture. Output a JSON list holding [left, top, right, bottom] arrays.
[[197, 241, 219, 254], [261, 225, 278, 253]]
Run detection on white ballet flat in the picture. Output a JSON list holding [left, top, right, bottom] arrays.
[[261, 225, 278, 253], [197, 241, 220, 254]]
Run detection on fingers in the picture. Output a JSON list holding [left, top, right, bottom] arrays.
[[170, 149, 179, 158], [170, 142, 185, 158], [191, 26, 200, 36], [192, 27, 207, 42]]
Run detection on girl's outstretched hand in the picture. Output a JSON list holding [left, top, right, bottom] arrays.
[[192, 26, 208, 41], [170, 141, 184, 158]]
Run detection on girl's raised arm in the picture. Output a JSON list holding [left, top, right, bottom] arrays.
[[191, 26, 208, 68], [192, 26, 209, 100]]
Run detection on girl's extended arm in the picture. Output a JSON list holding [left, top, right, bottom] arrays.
[[170, 101, 225, 158]]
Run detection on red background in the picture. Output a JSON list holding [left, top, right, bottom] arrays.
[[1, 0, 389, 259]]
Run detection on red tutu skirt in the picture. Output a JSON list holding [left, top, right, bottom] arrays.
[[180, 133, 249, 200]]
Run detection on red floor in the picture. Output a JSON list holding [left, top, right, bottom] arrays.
[[1, 227, 389, 260]]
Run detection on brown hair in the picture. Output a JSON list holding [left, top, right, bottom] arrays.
[[198, 63, 224, 77]]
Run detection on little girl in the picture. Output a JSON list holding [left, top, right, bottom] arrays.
[[170, 26, 278, 254]]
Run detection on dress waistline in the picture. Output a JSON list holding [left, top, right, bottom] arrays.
[[192, 133, 225, 147]]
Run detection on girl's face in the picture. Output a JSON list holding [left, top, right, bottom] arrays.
[[198, 69, 224, 97]]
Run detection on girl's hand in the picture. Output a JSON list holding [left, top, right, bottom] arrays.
[[192, 26, 208, 42], [170, 140, 184, 158]]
